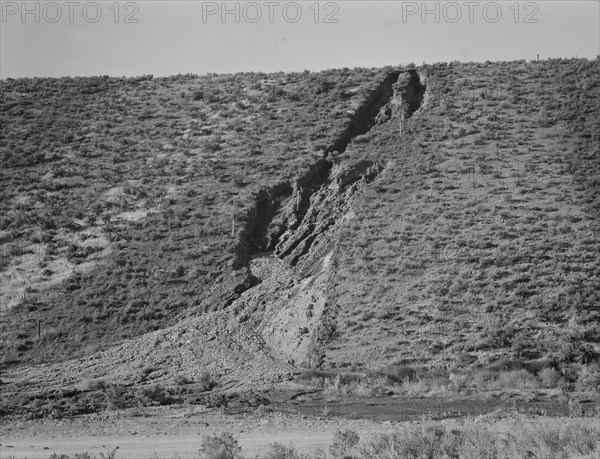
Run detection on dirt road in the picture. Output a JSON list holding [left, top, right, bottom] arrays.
[[1, 407, 400, 458]]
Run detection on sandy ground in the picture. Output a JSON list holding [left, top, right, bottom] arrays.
[[1, 407, 400, 458]]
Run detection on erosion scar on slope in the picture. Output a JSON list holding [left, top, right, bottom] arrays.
[[232, 68, 426, 284]]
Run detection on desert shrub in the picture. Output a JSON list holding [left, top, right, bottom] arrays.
[[204, 140, 222, 153], [198, 432, 242, 459], [576, 364, 600, 393], [375, 365, 420, 383], [448, 372, 469, 391], [264, 443, 305, 459], [105, 384, 126, 410], [205, 391, 228, 409], [82, 378, 108, 391], [560, 342, 600, 365], [47, 452, 100, 459], [138, 384, 175, 406], [296, 369, 338, 383], [400, 377, 442, 397], [329, 429, 360, 458], [458, 366, 548, 392], [357, 426, 456, 459], [356, 433, 395, 459], [174, 374, 192, 386], [438, 428, 465, 459], [538, 368, 562, 388], [199, 370, 215, 389], [497, 369, 539, 390], [100, 448, 118, 459], [237, 391, 270, 408], [322, 372, 395, 397], [67, 391, 106, 416], [355, 420, 600, 459], [300, 367, 455, 397], [568, 398, 585, 418]]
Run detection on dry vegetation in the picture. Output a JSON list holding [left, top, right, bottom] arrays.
[[0, 67, 386, 363], [8, 416, 600, 458], [327, 59, 600, 373], [1, 58, 599, 430]]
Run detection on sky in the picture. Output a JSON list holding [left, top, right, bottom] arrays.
[[1, 1, 598, 78]]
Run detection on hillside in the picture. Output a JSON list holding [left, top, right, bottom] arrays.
[[0, 67, 386, 362], [325, 59, 600, 370], [1, 59, 599, 418]]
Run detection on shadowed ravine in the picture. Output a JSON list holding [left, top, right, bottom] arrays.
[[229, 69, 427, 367], [188, 69, 427, 324], [234, 66, 425, 269]]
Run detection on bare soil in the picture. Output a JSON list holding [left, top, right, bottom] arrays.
[[1, 407, 400, 458]]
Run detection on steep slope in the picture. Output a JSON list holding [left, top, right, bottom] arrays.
[[189, 70, 425, 368], [200, 60, 600, 373], [325, 59, 600, 369], [180, 59, 599, 374], [1, 60, 599, 403], [3, 310, 294, 397], [0, 68, 386, 364]]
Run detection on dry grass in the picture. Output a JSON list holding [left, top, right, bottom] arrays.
[[1, 59, 598, 403], [0, 68, 384, 364], [264, 416, 600, 459], [298, 361, 600, 398], [326, 58, 600, 370], [350, 417, 600, 459], [15, 416, 600, 458]]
